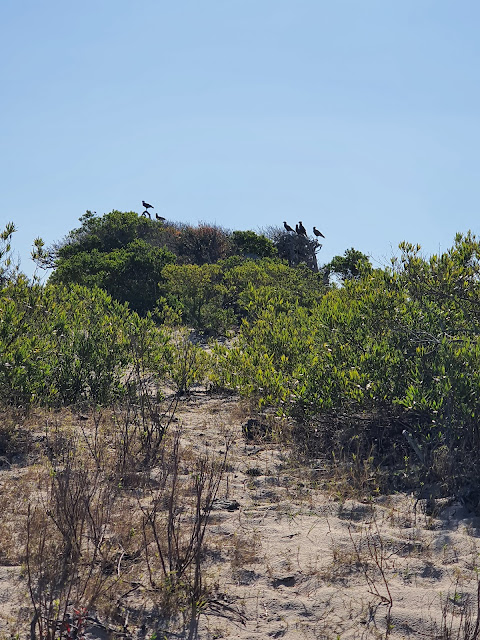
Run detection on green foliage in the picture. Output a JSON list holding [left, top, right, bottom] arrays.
[[161, 257, 326, 334], [41, 284, 134, 405], [1, 228, 171, 408], [0, 276, 49, 406], [324, 247, 372, 283], [161, 262, 233, 334], [388, 233, 480, 427], [57, 209, 162, 255], [51, 239, 175, 316], [210, 296, 315, 409], [230, 230, 277, 259], [210, 233, 480, 487], [42, 214, 325, 327], [0, 222, 18, 285], [225, 259, 325, 317], [167, 329, 208, 395], [0, 280, 140, 407], [45, 211, 176, 316]]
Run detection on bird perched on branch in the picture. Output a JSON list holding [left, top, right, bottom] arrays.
[[141, 200, 154, 219], [155, 213, 166, 222], [297, 221, 307, 236], [313, 226, 325, 238], [283, 221, 294, 232]]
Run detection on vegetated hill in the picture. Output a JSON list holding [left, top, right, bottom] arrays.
[[33, 210, 328, 329], [7, 219, 480, 494], [3, 220, 480, 636]]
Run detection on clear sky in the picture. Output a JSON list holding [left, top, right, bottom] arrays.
[[2, 0, 480, 278]]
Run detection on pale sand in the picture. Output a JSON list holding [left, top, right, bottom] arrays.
[[1, 393, 479, 639]]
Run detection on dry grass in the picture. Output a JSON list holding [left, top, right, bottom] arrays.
[[0, 394, 231, 639], [3, 396, 480, 639]]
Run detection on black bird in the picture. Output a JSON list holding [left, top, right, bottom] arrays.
[[155, 213, 166, 222], [283, 221, 294, 232], [313, 226, 325, 238], [297, 221, 307, 236], [142, 200, 154, 211]]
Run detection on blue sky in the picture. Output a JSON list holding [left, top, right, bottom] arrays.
[[2, 0, 480, 278]]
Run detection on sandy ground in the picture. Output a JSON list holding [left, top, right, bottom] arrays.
[[1, 393, 480, 639]]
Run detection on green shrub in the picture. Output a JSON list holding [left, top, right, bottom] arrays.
[[167, 329, 208, 395], [0, 276, 50, 406], [50, 239, 175, 317], [210, 233, 480, 488], [41, 284, 134, 405], [0, 277, 165, 408], [161, 263, 233, 334], [230, 230, 277, 259]]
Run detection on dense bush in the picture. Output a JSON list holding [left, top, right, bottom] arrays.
[[230, 230, 277, 259], [0, 275, 50, 406], [224, 258, 325, 315], [37, 212, 283, 319], [1, 221, 176, 408], [0, 276, 210, 408], [40, 211, 176, 316], [7, 217, 480, 495], [174, 223, 231, 265], [0, 279, 140, 406], [161, 262, 233, 334], [210, 233, 480, 489], [161, 257, 326, 334], [1, 232, 211, 409]]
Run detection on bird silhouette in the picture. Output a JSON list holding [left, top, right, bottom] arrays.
[[155, 213, 166, 222], [142, 200, 154, 211], [297, 221, 307, 236], [313, 226, 325, 238], [283, 221, 294, 232]]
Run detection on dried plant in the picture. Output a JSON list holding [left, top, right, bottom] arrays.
[[26, 437, 119, 640], [138, 428, 230, 629]]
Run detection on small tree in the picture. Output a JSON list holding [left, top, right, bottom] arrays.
[[34, 211, 176, 316], [324, 248, 372, 283]]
